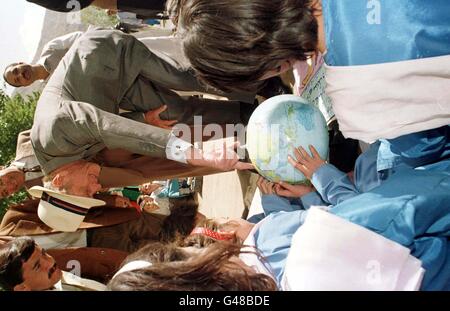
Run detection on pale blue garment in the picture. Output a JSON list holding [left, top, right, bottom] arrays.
[[260, 140, 381, 219], [261, 126, 450, 218], [377, 125, 450, 172], [254, 167, 450, 290], [322, 0, 450, 66], [331, 167, 450, 290]]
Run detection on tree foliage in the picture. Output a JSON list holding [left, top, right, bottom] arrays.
[[0, 89, 38, 219], [81, 6, 118, 28]]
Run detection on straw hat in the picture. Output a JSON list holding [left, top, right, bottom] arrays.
[[28, 186, 105, 232]]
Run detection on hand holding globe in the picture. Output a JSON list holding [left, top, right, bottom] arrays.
[[246, 95, 329, 184]]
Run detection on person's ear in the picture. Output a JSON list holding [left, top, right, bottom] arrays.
[[13, 283, 30, 291], [51, 173, 66, 188]]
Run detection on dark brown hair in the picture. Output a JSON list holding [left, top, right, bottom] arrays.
[[108, 242, 277, 291], [0, 237, 35, 290], [159, 194, 200, 242], [171, 0, 318, 92]]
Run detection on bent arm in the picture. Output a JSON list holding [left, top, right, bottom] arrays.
[[311, 164, 360, 206], [65, 101, 172, 157]]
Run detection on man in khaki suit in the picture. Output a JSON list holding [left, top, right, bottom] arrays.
[[32, 28, 252, 197]]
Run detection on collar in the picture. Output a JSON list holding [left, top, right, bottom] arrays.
[[112, 260, 153, 279]]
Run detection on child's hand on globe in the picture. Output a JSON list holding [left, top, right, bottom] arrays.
[[275, 181, 314, 198], [288, 145, 326, 180], [257, 176, 276, 195]]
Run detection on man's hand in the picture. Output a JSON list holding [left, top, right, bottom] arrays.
[[186, 141, 254, 171], [257, 176, 276, 195], [288, 145, 325, 180], [274, 181, 314, 198], [115, 196, 131, 208], [144, 105, 178, 129]]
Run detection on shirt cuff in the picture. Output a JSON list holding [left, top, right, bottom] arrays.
[[311, 163, 346, 193], [165, 134, 192, 164]]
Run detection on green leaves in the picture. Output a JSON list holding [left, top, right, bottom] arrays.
[[0, 89, 39, 219]]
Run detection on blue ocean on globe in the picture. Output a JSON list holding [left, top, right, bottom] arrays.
[[246, 95, 329, 184]]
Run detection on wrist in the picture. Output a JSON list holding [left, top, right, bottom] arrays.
[[185, 147, 205, 166]]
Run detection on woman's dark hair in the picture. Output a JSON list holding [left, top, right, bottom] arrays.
[[108, 242, 277, 291], [159, 194, 200, 242], [170, 0, 318, 92], [122, 242, 189, 265], [0, 237, 36, 290]]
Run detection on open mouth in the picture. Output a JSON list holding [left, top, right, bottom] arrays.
[[23, 68, 31, 81]]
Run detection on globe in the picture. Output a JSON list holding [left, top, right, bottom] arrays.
[[246, 95, 329, 184]]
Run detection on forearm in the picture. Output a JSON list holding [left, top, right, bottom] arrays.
[[119, 111, 146, 124], [261, 194, 301, 216], [98, 167, 152, 188], [311, 164, 360, 206], [67, 102, 172, 158], [291, 191, 328, 210]]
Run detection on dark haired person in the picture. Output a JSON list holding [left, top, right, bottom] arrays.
[[3, 31, 254, 103], [0, 237, 111, 290], [3, 32, 84, 88], [108, 241, 278, 291], [109, 167, 450, 291], [27, 0, 167, 19], [170, 0, 450, 143]]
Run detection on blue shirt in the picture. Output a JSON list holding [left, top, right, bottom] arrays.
[[261, 141, 381, 217], [322, 0, 450, 66], [255, 167, 450, 290]]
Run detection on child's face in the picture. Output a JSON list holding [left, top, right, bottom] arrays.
[[140, 196, 159, 213], [215, 218, 255, 242]]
